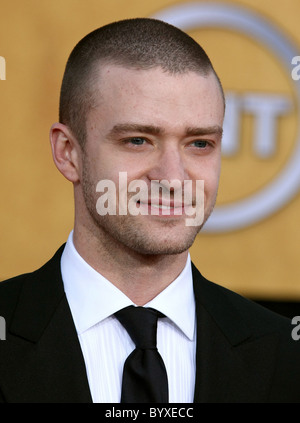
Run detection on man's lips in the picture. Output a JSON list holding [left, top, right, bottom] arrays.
[[138, 199, 188, 207], [136, 199, 194, 215]]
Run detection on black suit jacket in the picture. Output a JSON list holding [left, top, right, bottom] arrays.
[[1, 245, 300, 403]]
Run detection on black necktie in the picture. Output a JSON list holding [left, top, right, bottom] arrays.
[[115, 305, 169, 403]]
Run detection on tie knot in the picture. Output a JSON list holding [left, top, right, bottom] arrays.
[[115, 306, 162, 349]]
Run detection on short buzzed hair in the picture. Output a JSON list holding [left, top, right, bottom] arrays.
[[59, 18, 224, 148]]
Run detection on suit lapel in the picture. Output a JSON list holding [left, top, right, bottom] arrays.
[[192, 265, 278, 403], [0, 246, 92, 403]]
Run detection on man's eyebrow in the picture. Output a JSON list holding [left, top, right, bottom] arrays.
[[107, 123, 163, 137], [185, 125, 223, 137], [107, 123, 223, 138]]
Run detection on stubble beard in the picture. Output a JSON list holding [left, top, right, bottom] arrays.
[[81, 163, 216, 257]]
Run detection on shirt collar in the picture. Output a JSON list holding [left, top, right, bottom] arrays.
[[144, 258, 195, 340], [61, 231, 195, 340]]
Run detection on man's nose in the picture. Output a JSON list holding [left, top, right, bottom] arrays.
[[147, 146, 187, 183]]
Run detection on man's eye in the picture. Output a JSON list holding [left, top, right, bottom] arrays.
[[128, 137, 146, 145], [193, 140, 209, 148]]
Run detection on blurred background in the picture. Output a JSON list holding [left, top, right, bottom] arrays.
[[1, 0, 300, 317]]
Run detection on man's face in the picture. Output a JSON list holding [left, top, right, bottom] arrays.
[[79, 65, 224, 255]]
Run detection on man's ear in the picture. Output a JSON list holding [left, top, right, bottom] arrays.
[[49, 123, 81, 183]]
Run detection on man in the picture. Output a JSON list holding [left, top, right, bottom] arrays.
[[0, 18, 300, 403]]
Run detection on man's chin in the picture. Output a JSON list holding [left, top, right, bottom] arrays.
[[133, 219, 208, 256], [122, 226, 203, 256]]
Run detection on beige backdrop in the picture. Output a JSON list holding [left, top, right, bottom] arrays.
[[1, 0, 300, 300]]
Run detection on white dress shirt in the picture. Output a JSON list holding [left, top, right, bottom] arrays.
[[61, 231, 196, 403]]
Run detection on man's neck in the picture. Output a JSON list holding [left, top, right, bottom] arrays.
[[72, 226, 189, 306]]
